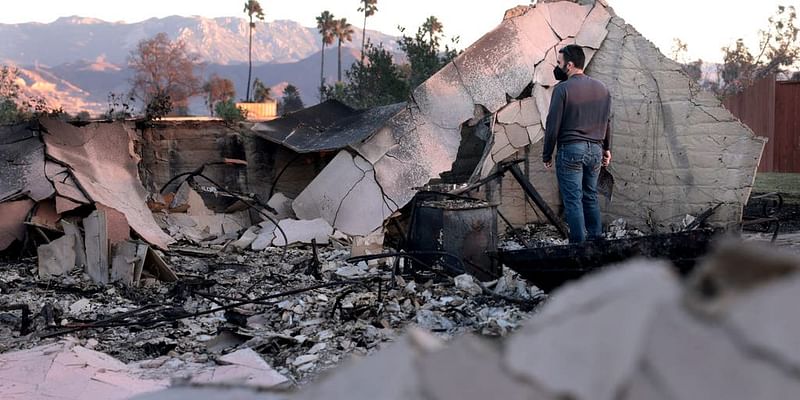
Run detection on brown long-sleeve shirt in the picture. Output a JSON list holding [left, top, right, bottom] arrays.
[[542, 74, 612, 163]]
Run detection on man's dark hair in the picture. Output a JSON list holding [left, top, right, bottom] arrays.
[[559, 45, 586, 69]]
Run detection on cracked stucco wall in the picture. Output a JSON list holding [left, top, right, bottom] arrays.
[[291, 0, 764, 235]]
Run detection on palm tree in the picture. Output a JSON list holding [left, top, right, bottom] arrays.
[[422, 16, 443, 45], [334, 18, 355, 82], [316, 11, 336, 99], [357, 0, 378, 64], [243, 0, 265, 102]]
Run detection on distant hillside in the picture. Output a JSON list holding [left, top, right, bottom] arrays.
[[22, 47, 372, 115], [0, 15, 399, 66]]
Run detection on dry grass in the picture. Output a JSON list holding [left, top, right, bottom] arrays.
[[753, 173, 800, 204]]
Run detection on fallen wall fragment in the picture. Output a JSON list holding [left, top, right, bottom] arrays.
[[279, 0, 764, 235], [40, 119, 174, 249]]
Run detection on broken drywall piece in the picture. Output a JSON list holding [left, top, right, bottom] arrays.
[[191, 347, 288, 388], [545, 1, 594, 39], [61, 220, 86, 269], [575, 3, 611, 49], [41, 119, 174, 249], [0, 199, 35, 251], [83, 209, 109, 285], [110, 240, 139, 286], [38, 234, 76, 278], [0, 123, 54, 203], [267, 192, 295, 220], [272, 218, 333, 246]]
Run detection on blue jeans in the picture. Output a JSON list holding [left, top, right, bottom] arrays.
[[556, 141, 603, 243]]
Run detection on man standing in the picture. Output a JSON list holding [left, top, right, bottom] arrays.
[[542, 44, 612, 243]]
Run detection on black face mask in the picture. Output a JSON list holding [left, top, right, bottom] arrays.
[[553, 65, 569, 82]]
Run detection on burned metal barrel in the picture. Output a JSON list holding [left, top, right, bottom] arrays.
[[406, 199, 500, 281]]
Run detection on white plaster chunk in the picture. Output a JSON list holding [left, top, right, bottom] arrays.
[[266, 193, 294, 220], [543, 1, 593, 39], [506, 124, 531, 148], [413, 62, 475, 129], [518, 97, 541, 126], [38, 235, 76, 278], [272, 218, 333, 246], [511, 6, 560, 66], [575, 4, 611, 49], [505, 261, 681, 400]]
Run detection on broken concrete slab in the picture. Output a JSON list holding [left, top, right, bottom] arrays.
[[40, 119, 174, 249], [0, 123, 54, 203], [293, 151, 394, 236], [0, 199, 34, 251], [272, 218, 333, 246], [37, 234, 76, 278]]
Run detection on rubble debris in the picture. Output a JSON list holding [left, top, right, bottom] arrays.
[[272, 218, 333, 246], [0, 339, 168, 400], [40, 119, 174, 249], [135, 240, 800, 400]]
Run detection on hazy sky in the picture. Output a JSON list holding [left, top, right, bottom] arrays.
[[1, 0, 792, 62]]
